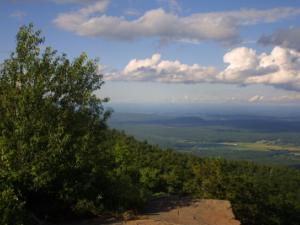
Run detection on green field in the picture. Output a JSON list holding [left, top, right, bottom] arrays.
[[109, 113, 300, 167]]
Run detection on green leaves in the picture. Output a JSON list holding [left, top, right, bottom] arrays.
[[0, 24, 110, 223], [0, 180, 25, 225]]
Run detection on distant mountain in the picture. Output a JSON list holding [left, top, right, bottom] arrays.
[[143, 116, 206, 126]]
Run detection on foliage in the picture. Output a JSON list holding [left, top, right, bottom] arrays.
[[105, 130, 300, 225], [0, 184, 25, 225], [0, 24, 110, 222]]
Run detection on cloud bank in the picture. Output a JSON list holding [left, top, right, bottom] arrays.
[[105, 46, 300, 91], [54, 2, 300, 45]]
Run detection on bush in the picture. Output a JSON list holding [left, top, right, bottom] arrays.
[[0, 186, 25, 225]]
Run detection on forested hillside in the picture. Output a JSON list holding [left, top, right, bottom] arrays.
[[1, 25, 300, 225]]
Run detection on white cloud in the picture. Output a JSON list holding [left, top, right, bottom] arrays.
[[217, 47, 262, 81], [216, 46, 300, 91], [53, 0, 110, 34], [243, 47, 300, 91], [54, 5, 300, 44], [105, 46, 300, 91], [248, 95, 264, 102], [105, 53, 217, 83]]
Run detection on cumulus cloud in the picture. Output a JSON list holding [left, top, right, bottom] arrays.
[[105, 46, 300, 91], [241, 47, 300, 91], [54, 5, 300, 44], [105, 54, 217, 83], [217, 47, 271, 82], [218, 46, 300, 91], [258, 27, 300, 51]]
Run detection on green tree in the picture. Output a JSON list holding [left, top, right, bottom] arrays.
[[0, 24, 110, 223]]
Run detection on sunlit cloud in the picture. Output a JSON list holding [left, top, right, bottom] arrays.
[[105, 46, 300, 92], [54, 4, 300, 45], [105, 53, 217, 83]]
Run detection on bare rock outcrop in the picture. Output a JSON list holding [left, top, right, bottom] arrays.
[[123, 198, 240, 225], [59, 198, 240, 225]]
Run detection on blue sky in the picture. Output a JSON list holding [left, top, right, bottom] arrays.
[[1, 0, 300, 105]]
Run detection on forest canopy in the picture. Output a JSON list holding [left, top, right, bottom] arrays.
[[0, 24, 300, 225]]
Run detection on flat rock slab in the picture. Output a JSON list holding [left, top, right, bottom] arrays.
[[58, 198, 240, 225], [123, 198, 240, 225]]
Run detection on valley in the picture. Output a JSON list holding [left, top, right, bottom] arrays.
[[110, 112, 300, 167]]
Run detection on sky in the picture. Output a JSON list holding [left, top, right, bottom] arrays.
[[1, 0, 300, 105]]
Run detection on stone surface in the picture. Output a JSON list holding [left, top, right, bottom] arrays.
[[59, 198, 240, 225], [124, 198, 240, 225]]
